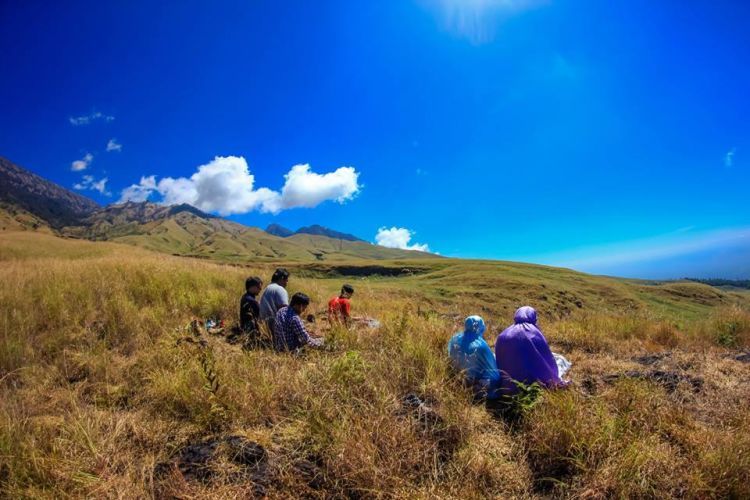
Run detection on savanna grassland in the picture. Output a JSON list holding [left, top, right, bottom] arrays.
[[1, 230, 749, 498]]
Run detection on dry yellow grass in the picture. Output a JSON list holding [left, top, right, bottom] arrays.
[[1, 231, 749, 498]]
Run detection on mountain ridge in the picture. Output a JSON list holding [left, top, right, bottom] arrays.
[[266, 223, 364, 242], [0, 156, 434, 262], [0, 156, 99, 228]]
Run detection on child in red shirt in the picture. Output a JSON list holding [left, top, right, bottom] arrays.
[[328, 284, 354, 326]]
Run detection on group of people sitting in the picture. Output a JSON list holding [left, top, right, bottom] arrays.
[[239, 268, 354, 352], [447, 306, 570, 399], [239, 268, 570, 397]]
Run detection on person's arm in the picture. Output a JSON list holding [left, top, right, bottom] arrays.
[[292, 315, 322, 347], [277, 288, 289, 308]]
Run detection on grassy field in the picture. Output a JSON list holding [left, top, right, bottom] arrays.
[[1, 230, 749, 498]]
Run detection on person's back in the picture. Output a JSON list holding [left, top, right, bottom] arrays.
[[327, 284, 354, 325], [260, 283, 287, 319], [273, 292, 322, 352], [447, 316, 500, 399], [327, 297, 350, 323], [494, 306, 561, 395], [259, 268, 290, 331]]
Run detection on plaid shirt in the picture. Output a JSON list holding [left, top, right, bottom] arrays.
[[273, 306, 320, 351]]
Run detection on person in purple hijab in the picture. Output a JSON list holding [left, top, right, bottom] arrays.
[[495, 306, 564, 395]]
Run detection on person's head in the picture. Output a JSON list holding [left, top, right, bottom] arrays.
[[340, 284, 354, 298], [513, 306, 537, 325], [271, 268, 290, 288], [290, 292, 310, 315], [245, 276, 263, 295], [464, 315, 486, 337]]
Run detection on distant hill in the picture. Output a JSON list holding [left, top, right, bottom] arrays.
[[0, 156, 99, 228], [296, 224, 364, 242], [72, 201, 215, 231], [686, 278, 750, 290], [0, 201, 52, 232], [63, 202, 321, 259], [61, 201, 434, 261], [266, 223, 364, 242], [0, 156, 435, 262], [266, 223, 294, 238]]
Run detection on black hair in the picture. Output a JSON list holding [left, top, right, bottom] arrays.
[[341, 284, 354, 295], [290, 292, 310, 308], [271, 268, 290, 283], [245, 276, 262, 292]]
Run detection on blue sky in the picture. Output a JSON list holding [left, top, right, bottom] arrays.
[[1, 0, 749, 279]]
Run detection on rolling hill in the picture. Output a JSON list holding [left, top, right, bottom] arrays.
[[60, 201, 435, 262], [0, 156, 435, 262]]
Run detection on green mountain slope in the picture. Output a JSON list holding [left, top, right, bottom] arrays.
[[0, 202, 53, 233], [61, 202, 435, 262], [286, 233, 434, 260], [0, 156, 99, 228]]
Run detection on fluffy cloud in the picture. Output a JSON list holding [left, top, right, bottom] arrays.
[[74, 175, 110, 196], [71, 153, 93, 171], [118, 156, 361, 216], [375, 227, 430, 252], [266, 163, 360, 213], [106, 138, 122, 152], [69, 111, 115, 126], [119, 175, 156, 203]]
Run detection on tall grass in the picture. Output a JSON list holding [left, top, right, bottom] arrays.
[[1, 233, 749, 498]]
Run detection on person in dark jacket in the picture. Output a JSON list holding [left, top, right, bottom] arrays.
[[240, 276, 263, 335]]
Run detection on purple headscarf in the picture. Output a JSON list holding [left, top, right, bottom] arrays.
[[495, 306, 562, 395]]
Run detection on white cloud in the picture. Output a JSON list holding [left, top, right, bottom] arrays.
[[266, 163, 360, 213], [106, 138, 122, 152], [74, 174, 111, 196], [119, 175, 156, 203], [725, 147, 736, 167], [117, 156, 361, 216], [71, 153, 93, 171], [375, 227, 430, 252], [69, 111, 115, 126]]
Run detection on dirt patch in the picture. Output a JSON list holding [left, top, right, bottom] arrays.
[[292, 455, 328, 491], [603, 370, 704, 393], [298, 264, 431, 278], [632, 351, 672, 366], [399, 393, 460, 465], [155, 434, 268, 490]]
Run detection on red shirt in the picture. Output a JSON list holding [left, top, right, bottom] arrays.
[[328, 296, 351, 321]]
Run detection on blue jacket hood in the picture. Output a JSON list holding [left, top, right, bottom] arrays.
[[463, 315, 486, 338]]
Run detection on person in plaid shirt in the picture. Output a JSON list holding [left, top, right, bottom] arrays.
[[273, 292, 323, 352]]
